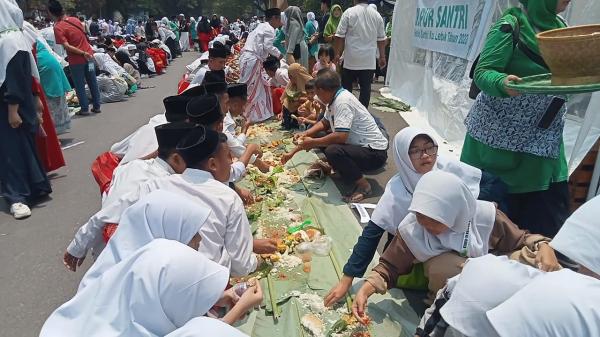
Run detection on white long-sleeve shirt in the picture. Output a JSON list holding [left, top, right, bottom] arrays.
[[269, 68, 289, 88], [110, 114, 167, 158], [241, 22, 281, 61], [67, 169, 258, 277], [102, 157, 174, 208], [223, 112, 256, 183]]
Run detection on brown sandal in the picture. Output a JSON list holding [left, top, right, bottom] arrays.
[[343, 186, 373, 203]]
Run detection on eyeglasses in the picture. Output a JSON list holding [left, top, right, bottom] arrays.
[[408, 145, 438, 159]]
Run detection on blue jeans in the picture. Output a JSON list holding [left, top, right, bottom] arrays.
[[69, 62, 101, 112]]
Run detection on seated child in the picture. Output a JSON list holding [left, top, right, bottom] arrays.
[[263, 56, 289, 117], [281, 63, 313, 130], [296, 79, 322, 127], [312, 45, 336, 77], [225, 83, 270, 173]]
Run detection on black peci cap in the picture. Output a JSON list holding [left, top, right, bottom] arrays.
[[227, 83, 247, 98], [163, 95, 193, 122], [176, 125, 224, 166], [154, 121, 196, 150], [186, 94, 223, 125]]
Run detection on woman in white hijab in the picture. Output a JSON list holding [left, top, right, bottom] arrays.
[[413, 254, 543, 337], [0, 0, 51, 220], [77, 190, 211, 290], [48, 238, 265, 336], [93, 51, 127, 77], [165, 317, 249, 337], [486, 269, 600, 337], [483, 196, 600, 337], [47, 238, 265, 336], [324, 127, 504, 307], [351, 170, 560, 323], [41, 239, 230, 337]]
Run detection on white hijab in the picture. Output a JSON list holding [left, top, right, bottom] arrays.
[[93, 52, 126, 77], [165, 317, 249, 337], [0, 0, 39, 87], [307, 12, 318, 30], [551, 195, 600, 276], [41, 239, 228, 337], [22, 21, 65, 65], [398, 170, 496, 262], [440, 254, 543, 337], [371, 127, 482, 234], [486, 269, 600, 337], [78, 191, 211, 291]]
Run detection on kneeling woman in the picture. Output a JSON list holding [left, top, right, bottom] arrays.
[[325, 127, 506, 307], [351, 170, 560, 322]]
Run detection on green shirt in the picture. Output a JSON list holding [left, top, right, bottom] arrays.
[[461, 13, 568, 193], [274, 28, 286, 56]]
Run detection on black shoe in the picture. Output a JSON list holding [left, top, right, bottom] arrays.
[[91, 108, 102, 114], [78, 110, 92, 116]]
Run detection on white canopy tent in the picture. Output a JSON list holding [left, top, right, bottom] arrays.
[[385, 0, 600, 198]]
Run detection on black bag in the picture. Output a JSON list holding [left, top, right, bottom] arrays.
[[468, 20, 549, 99], [293, 44, 301, 60]]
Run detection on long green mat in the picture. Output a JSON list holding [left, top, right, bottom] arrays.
[[235, 122, 419, 337]]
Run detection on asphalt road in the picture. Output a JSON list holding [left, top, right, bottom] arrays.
[[0, 52, 197, 337], [0, 53, 412, 336]]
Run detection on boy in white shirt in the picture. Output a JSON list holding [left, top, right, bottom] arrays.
[[225, 83, 270, 173]]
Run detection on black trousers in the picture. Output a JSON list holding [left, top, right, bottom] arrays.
[[507, 181, 569, 238], [324, 143, 387, 182], [341, 68, 375, 108]]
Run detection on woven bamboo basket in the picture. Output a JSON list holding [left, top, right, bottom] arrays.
[[537, 24, 600, 86]]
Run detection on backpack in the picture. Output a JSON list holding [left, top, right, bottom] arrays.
[[468, 16, 549, 99]]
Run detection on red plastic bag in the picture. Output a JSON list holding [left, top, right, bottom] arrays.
[[102, 223, 119, 243], [90, 152, 121, 195]]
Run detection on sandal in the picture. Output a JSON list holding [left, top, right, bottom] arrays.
[[343, 186, 373, 203]]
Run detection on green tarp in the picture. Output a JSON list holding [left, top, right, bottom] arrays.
[[235, 123, 419, 336]]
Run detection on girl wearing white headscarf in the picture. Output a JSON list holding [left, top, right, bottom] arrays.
[[165, 317, 249, 337], [77, 190, 211, 291], [40, 239, 229, 337], [416, 195, 600, 337], [351, 170, 560, 323], [159, 18, 180, 59], [305, 11, 319, 69], [0, 0, 51, 220], [484, 195, 600, 337], [324, 127, 504, 307], [283, 6, 308, 69], [487, 269, 600, 337], [415, 254, 544, 337]]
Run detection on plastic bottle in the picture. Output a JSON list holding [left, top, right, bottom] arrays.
[[233, 282, 249, 297]]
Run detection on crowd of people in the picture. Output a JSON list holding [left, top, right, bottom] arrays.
[[2, 0, 599, 335]]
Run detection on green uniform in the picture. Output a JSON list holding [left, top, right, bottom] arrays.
[[461, 2, 567, 194]]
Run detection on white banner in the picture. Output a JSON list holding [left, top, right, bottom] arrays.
[[412, 0, 486, 59]]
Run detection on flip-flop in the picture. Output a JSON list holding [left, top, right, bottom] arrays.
[[343, 186, 373, 203]]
